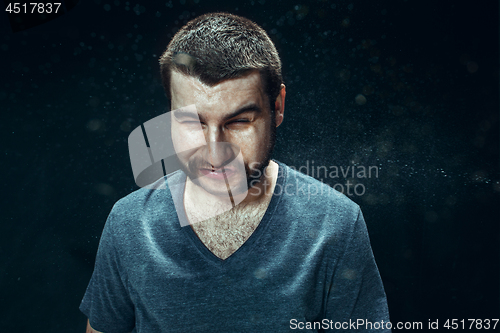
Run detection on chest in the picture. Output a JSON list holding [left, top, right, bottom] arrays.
[[189, 205, 267, 260]]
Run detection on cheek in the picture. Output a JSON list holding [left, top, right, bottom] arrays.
[[229, 123, 270, 159], [171, 125, 206, 158], [170, 104, 206, 155]]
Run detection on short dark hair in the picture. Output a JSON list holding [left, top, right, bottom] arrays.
[[159, 12, 283, 111]]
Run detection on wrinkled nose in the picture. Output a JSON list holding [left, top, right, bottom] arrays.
[[205, 141, 237, 169], [203, 126, 236, 168], [205, 126, 220, 167]]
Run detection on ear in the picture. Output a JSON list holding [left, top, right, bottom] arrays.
[[274, 84, 286, 127]]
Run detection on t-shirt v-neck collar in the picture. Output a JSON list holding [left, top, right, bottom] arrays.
[[173, 160, 287, 267]]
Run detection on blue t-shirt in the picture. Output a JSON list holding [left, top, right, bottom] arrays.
[[80, 160, 390, 332]]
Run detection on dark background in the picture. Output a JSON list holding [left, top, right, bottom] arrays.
[[1, 0, 498, 331]]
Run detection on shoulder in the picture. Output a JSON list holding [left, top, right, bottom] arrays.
[[274, 160, 362, 232], [106, 170, 183, 229], [277, 161, 360, 214]]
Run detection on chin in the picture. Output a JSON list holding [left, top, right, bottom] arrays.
[[191, 175, 246, 196], [194, 178, 226, 194]]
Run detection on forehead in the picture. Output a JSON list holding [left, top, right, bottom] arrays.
[[170, 70, 267, 112]]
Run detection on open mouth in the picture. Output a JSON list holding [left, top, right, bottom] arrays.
[[199, 167, 236, 180]]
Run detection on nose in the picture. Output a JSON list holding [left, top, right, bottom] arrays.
[[205, 123, 223, 145], [204, 126, 235, 168]]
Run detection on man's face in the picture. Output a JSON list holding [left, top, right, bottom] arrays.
[[170, 70, 276, 196]]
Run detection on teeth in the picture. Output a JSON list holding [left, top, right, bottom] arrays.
[[203, 168, 227, 173]]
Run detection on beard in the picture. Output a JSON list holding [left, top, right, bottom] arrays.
[[245, 115, 276, 188]]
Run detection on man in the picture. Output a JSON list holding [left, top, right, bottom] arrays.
[[80, 12, 390, 332]]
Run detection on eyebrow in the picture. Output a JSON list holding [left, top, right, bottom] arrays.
[[173, 103, 262, 122], [222, 103, 262, 121], [172, 109, 199, 120]]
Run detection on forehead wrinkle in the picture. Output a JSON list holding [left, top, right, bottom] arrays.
[[171, 70, 266, 117]]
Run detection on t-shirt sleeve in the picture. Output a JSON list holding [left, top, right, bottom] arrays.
[[324, 208, 391, 332], [79, 209, 135, 333]]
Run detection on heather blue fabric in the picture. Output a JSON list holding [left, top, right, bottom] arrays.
[[80, 160, 390, 332]]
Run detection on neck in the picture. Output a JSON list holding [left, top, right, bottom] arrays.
[[183, 161, 279, 224], [241, 160, 278, 205]]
